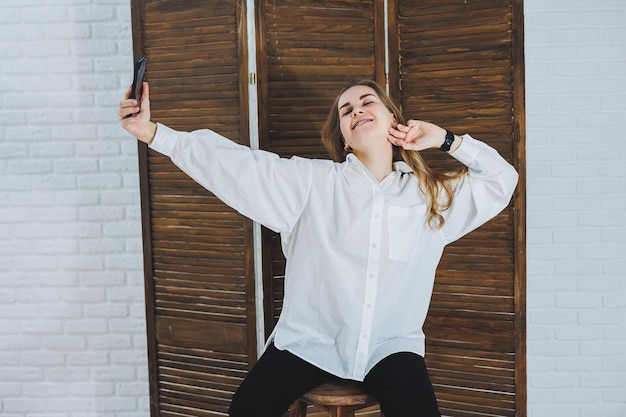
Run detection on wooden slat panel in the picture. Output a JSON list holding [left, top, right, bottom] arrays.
[[393, 0, 523, 415], [157, 345, 248, 417], [426, 346, 516, 417], [135, 0, 254, 416], [156, 316, 248, 354], [396, 0, 515, 140], [154, 312, 249, 417], [258, 0, 385, 339], [258, 4, 385, 416], [258, 0, 383, 160]]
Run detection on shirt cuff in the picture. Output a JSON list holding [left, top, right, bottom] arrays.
[[449, 133, 481, 168], [149, 122, 177, 156]]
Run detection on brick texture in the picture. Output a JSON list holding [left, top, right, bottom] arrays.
[[0, 0, 148, 415], [525, 0, 626, 416]]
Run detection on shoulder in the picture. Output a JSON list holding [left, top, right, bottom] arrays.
[[290, 155, 342, 171]]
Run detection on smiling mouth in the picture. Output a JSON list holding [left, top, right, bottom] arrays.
[[352, 119, 373, 130]]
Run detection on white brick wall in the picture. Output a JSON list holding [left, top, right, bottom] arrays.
[[0, 0, 149, 416], [2, 0, 625, 416], [525, 1, 626, 416]]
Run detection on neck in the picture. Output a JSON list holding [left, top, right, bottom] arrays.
[[353, 148, 394, 182]]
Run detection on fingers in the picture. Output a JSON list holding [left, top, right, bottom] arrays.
[[388, 121, 413, 138], [396, 120, 419, 130], [139, 82, 150, 118], [387, 127, 410, 147], [388, 119, 450, 152], [119, 81, 150, 115], [394, 123, 410, 133], [142, 82, 149, 101], [388, 126, 403, 140], [387, 119, 429, 151], [387, 124, 414, 142], [119, 83, 152, 143], [118, 99, 139, 120], [387, 135, 404, 147], [390, 120, 422, 138], [119, 85, 137, 119], [406, 119, 419, 127]]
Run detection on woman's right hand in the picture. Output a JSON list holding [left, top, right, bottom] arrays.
[[119, 81, 157, 145]]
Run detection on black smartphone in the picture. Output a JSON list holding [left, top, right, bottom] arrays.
[[128, 56, 147, 116]]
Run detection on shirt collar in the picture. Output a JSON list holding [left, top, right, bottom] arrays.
[[345, 154, 412, 174], [344, 154, 413, 188], [393, 160, 412, 174], [346, 153, 359, 166]]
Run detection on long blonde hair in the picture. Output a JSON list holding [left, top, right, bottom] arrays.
[[321, 79, 468, 229]]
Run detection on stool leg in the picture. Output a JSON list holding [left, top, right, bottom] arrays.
[[288, 399, 308, 417], [328, 406, 355, 417]]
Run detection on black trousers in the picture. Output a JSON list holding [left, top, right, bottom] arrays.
[[229, 343, 441, 417]]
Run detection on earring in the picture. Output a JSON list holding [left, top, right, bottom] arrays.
[[344, 144, 352, 152]]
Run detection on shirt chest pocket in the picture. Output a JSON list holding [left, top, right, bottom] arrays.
[[387, 205, 427, 261]]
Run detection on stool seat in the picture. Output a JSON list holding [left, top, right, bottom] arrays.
[[289, 379, 382, 417]]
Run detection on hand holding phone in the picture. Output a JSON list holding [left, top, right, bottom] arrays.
[[127, 56, 147, 117]]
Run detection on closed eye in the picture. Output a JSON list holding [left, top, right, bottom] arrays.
[[339, 93, 378, 116], [342, 101, 374, 116]]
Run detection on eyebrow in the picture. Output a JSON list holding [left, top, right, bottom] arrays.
[[339, 93, 375, 111]]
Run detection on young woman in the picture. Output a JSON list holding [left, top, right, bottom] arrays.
[[120, 79, 518, 417]]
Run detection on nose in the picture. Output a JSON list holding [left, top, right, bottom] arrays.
[[352, 106, 363, 116]]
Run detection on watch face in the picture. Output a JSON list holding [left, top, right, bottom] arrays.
[[441, 130, 454, 151]]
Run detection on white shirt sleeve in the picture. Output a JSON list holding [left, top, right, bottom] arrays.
[[441, 134, 519, 244], [149, 123, 313, 233]]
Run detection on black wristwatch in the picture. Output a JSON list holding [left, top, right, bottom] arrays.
[[440, 129, 455, 152]]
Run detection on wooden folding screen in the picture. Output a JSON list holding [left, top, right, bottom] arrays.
[[133, 0, 526, 416], [255, 0, 387, 338], [387, 1, 527, 416], [133, 1, 256, 415]]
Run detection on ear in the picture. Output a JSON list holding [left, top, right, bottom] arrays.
[[340, 135, 349, 152]]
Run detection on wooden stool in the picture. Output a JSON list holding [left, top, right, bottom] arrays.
[[289, 379, 382, 417]]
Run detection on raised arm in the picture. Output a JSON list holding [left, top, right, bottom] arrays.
[[387, 118, 517, 243], [387, 119, 463, 154], [119, 83, 313, 233], [440, 134, 518, 244]]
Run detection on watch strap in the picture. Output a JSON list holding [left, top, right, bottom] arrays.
[[440, 129, 455, 152]]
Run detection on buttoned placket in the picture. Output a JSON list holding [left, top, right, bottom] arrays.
[[352, 180, 385, 380]]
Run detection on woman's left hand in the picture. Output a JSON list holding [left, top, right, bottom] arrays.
[[387, 119, 447, 151]]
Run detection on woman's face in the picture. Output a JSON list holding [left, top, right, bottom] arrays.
[[338, 85, 395, 155]]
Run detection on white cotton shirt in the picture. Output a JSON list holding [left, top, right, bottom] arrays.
[[149, 123, 519, 382]]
